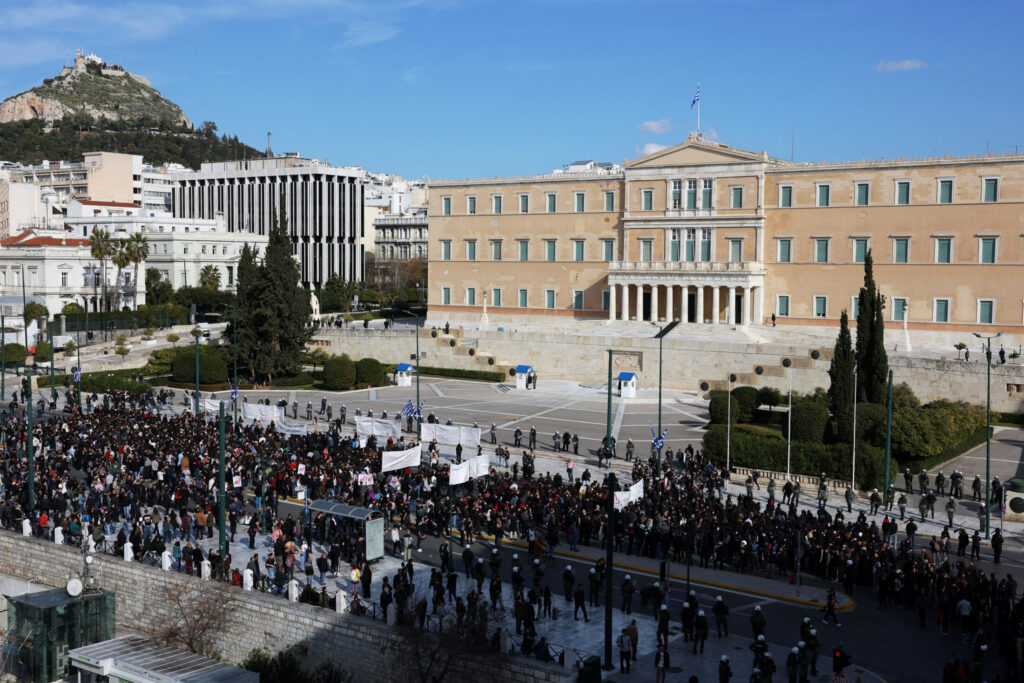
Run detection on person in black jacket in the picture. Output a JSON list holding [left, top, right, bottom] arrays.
[[654, 644, 670, 683]]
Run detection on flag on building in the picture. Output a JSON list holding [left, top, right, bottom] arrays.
[[691, 85, 700, 109]]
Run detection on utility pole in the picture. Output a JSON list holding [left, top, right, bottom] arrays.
[[603, 349, 614, 671], [657, 326, 663, 476], [218, 401, 227, 558], [48, 324, 55, 404], [415, 324, 421, 438], [76, 311, 82, 413], [883, 370, 893, 507], [27, 386, 34, 513], [974, 331, 1003, 538], [232, 307, 238, 425], [194, 332, 200, 414], [1, 313, 5, 402]]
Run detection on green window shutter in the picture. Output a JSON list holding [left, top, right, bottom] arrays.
[[442, 242, 451, 261], [780, 186, 792, 207], [604, 192, 614, 212], [778, 296, 789, 316], [854, 239, 866, 263], [642, 191, 653, 211], [519, 241, 528, 261], [442, 197, 451, 215], [574, 241, 584, 261], [546, 241, 555, 261], [546, 291, 555, 309], [731, 187, 742, 208], [984, 179, 998, 203], [815, 297, 827, 317], [468, 197, 476, 214], [641, 241, 652, 261], [670, 241, 680, 261], [575, 193, 585, 212], [817, 185, 829, 207], [895, 239, 908, 263], [981, 238, 996, 264], [939, 180, 952, 204], [519, 195, 528, 213], [547, 194, 556, 213], [856, 184, 868, 206], [519, 289, 527, 307], [851, 297, 859, 319], [897, 182, 910, 205], [671, 188, 681, 208], [730, 240, 742, 262], [685, 239, 695, 262], [493, 289, 501, 307], [816, 240, 828, 263], [980, 300, 993, 324], [935, 300, 948, 322], [779, 240, 791, 263], [700, 239, 711, 261], [686, 188, 697, 209], [937, 239, 950, 263], [467, 242, 476, 260], [702, 187, 712, 209], [603, 241, 614, 261]]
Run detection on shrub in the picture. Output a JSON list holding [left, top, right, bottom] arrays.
[[416, 366, 505, 382], [143, 327, 155, 339], [854, 402, 887, 447], [708, 390, 739, 425], [756, 386, 782, 409], [142, 347, 177, 375], [354, 357, 387, 386], [731, 386, 758, 423], [271, 372, 315, 388], [322, 355, 356, 391], [785, 401, 829, 443], [63, 340, 76, 358], [171, 346, 227, 384], [2, 344, 26, 366], [80, 369, 150, 394], [167, 334, 180, 346], [33, 341, 51, 359]]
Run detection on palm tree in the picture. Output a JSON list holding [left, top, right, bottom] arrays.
[[88, 228, 113, 314], [111, 240, 132, 311], [125, 233, 149, 309], [199, 264, 221, 290]]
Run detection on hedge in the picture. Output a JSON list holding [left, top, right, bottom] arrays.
[[2, 344, 27, 366], [271, 372, 318, 388], [322, 355, 356, 391], [708, 391, 739, 425], [79, 369, 151, 394], [416, 366, 505, 382], [164, 380, 254, 392], [785, 401, 829, 443], [171, 346, 228, 384], [354, 358, 387, 386], [731, 386, 758, 423]]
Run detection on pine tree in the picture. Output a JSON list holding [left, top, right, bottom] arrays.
[[854, 250, 888, 403], [828, 310, 855, 442], [232, 243, 265, 380]]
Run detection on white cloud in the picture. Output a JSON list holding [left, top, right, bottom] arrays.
[[636, 143, 668, 156], [702, 127, 719, 142], [874, 59, 927, 73], [638, 118, 674, 135], [335, 19, 401, 49], [401, 66, 422, 83]]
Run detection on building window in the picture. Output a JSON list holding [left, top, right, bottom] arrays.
[[227, 266, 234, 286], [602, 290, 610, 311], [490, 240, 502, 260], [686, 180, 698, 209], [729, 239, 742, 262], [701, 179, 713, 209], [893, 238, 909, 264], [983, 178, 999, 203], [183, 245, 189, 255], [442, 287, 451, 305], [978, 299, 995, 324], [730, 187, 743, 209], [442, 196, 451, 215], [466, 241, 477, 261], [573, 240, 585, 262], [815, 239, 829, 263], [604, 191, 615, 212], [572, 290, 584, 310], [574, 192, 585, 213], [816, 184, 831, 207], [855, 182, 869, 206], [467, 196, 476, 215], [896, 181, 910, 205], [814, 296, 827, 317], [685, 229, 696, 261], [518, 240, 529, 261], [980, 237, 997, 264], [934, 298, 950, 323], [777, 295, 790, 317], [545, 240, 556, 261], [671, 181, 682, 210], [518, 289, 528, 307], [642, 189, 653, 211], [640, 240, 653, 262], [892, 297, 907, 321], [853, 238, 868, 264], [602, 240, 614, 262], [938, 179, 953, 204], [519, 194, 529, 213], [851, 296, 859, 319], [492, 288, 502, 307], [700, 228, 712, 261], [778, 239, 792, 263], [935, 238, 952, 264], [545, 290, 555, 309], [441, 241, 451, 261], [467, 288, 476, 306], [670, 229, 681, 261], [546, 193, 556, 213], [60, 271, 69, 287], [779, 185, 792, 208], [492, 195, 503, 214]]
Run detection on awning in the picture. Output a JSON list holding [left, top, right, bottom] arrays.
[[70, 635, 257, 682], [396, 363, 416, 372], [615, 372, 636, 381], [514, 365, 534, 374]]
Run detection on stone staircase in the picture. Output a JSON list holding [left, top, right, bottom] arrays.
[[424, 328, 511, 377]]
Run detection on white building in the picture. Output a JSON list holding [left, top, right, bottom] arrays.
[[172, 156, 364, 289]]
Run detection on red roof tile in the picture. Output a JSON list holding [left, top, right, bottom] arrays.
[[75, 199, 141, 208]]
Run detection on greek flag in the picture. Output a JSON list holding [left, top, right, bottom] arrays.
[[650, 424, 668, 450], [691, 85, 700, 109], [400, 399, 414, 417], [413, 402, 424, 421], [73, 368, 81, 383], [228, 379, 239, 402]]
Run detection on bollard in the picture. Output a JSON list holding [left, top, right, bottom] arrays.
[[21, 519, 31, 536], [200, 560, 211, 580], [123, 541, 133, 562], [53, 527, 64, 545], [335, 591, 349, 614], [161, 550, 172, 571], [243, 569, 254, 591], [287, 580, 300, 602]]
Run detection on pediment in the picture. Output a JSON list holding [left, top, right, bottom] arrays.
[[627, 136, 764, 169]]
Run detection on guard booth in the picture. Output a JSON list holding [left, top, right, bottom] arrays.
[[395, 363, 417, 387], [308, 500, 386, 562], [513, 364, 534, 391], [71, 635, 257, 683], [616, 371, 637, 398]]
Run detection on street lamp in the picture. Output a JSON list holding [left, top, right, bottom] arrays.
[[973, 330, 1003, 539], [649, 322, 664, 476], [726, 373, 736, 473], [782, 358, 792, 479], [851, 362, 858, 491]]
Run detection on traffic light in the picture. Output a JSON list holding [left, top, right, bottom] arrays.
[[832, 647, 852, 673]]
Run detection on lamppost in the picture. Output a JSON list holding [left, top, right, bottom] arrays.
[[76, 310, 82, 413], [602, 349, 615, 671], [973, 330, 1003, 539], [412, 321, 422, 438], [218, 401, 227, 558], [47, 322, 55, 405], [650, 322, 664, 476], [851, 363, 858, 491], [726, 372, 736, 473], [1, 313, 5, 402], [193, 329, 200, 414], [783, 358, 792, 479]]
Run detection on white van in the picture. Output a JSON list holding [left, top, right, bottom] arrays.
[[195, 323, 211, 340], [52, 335, 74, 351]]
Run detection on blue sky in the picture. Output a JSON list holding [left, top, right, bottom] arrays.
[[1, 0, 1022, 179]]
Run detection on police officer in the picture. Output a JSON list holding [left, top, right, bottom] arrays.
[[620, 574, 635, 614], [529, 426, 537, 450], [513, 427, 522, 447], [490, 423, 497, 444], [945, 497, 957, 527], [305, 401, 313, 420], [713, 595, 729, 637], [326, 404, 333, 421], [340, 404, 347, 424], [936, 470, 946, 495], [844, 485, 855, 513], [904, 468, 914, 493], [898, 492, 908, 520], [572, 433, 579, 455], [562, 565, 575, 603], [919, 469, 930, 493], [869, 488, 882, 515], [292, 400, 299, 419]]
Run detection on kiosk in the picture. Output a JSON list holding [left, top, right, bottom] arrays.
[[616, 371, 637, 398], [514, 365, 534, 391], [395, 363, 417, 387], [307, 500, 386, 562]]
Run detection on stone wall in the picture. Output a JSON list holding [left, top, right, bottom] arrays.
[[312, 327, 1024, 412], [0, 532, 570, 683]]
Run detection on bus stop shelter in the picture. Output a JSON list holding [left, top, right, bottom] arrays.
[[70, 635, 257, 683], [307, 500, 386, 562]]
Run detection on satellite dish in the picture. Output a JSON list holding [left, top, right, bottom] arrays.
[[66, 578, 83, 597]]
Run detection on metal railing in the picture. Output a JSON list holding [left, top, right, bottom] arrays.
[[608, 260, 763, 273]]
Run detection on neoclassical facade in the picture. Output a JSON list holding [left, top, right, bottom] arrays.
[[428, 135, 1024, 341]]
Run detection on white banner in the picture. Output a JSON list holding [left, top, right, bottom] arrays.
[[471, 454, 490, 479], [232, 475, 242, 488], [355, 417, 373, 437], [614, 492, 630, 510], [419, 423, 436, 442], [277, 420, 308, 436], [449, 460, 471, 486], [242, 404, 283, 424], [460, 427, 481, 447], [357, 417, 401, 440], [436, 425, 459, 444], [629, 479, 644, 503], [381, 444, 423, 473], [202, 398, 221, 414], [357, 473, 374, 486]]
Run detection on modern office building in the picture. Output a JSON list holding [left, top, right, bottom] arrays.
[[427, 134, 1024, 340], [172, 156, 365, 289]]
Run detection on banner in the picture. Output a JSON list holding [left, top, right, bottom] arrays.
[[202, 398, 221, 414], [232, 475, 242, 488], [459, 427, 481, 448], [629, 479, 644, 503], [436, 425, 459, 445], [470, 454, 490, 479], [614, 492, 630, 510], [420, 423, 436, 442], [419, 423, 481, 446], [357, 473, 374, 486], [449, 460, 471, 486], [242, 404, 283, 424], [357, 417, 401, 440], [276, 420, 308, 437], [381, 444, 423, 473]]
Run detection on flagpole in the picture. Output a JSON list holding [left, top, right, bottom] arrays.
[[697, 81, 701, 134]]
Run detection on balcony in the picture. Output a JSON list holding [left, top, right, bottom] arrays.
[[608, 260, 763, 273]]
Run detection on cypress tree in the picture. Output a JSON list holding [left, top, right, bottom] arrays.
[[854, 250, 888, 403], [828, 310, 855, 442]]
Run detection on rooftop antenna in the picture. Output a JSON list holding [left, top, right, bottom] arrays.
[[266, 131, 273, 158]]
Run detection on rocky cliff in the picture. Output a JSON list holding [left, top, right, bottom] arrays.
[[0, 51, 191, 128]]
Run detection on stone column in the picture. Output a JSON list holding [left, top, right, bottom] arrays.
[[651, 284, 659, 323], [680, 285, 689, 323], [727, 286, 736, 326], [622, 283, 630, 321], [666, 284, 674, 321], [738, 287, 747, 326], [711, 286, 720, 325], [609, 283, 617, 321], [755, 286, 764, 326], [696, 286, 705, 324], [635, 284, 643, 321]]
